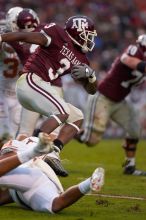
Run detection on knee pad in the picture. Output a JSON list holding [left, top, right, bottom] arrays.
[[50, 115, 63, 125], [67, 122, 81, 133]]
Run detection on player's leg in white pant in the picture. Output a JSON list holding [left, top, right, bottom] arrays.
[[0, 166, 60, 213], [79, 93, 111, 146], [0, 96, 11, 147], [111, 100, 146, 175], [16, 107, 40, 140], [6, 96, 22, 138]]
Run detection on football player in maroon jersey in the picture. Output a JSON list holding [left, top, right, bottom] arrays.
[[74, 34, 146, 176], [0, 15, 97, 176]]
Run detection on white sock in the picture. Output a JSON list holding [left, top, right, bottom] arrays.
[[78, 178, 91, 194], [17, 146, 38, 163], [125, 157, 135, 167]]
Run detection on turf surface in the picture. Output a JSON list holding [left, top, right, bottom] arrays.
[[1, 139, 146, 220]]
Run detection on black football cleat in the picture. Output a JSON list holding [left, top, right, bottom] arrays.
[[124, 165, 146, 176], [44, 156, 69, 177]]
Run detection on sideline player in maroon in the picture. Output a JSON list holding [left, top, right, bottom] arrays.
[[75, 34, 146, 176], [0, 16, 97, 168], [6, 8, 68, 177]]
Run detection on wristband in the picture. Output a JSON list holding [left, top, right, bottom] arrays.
[[136, 61, 146, 72]]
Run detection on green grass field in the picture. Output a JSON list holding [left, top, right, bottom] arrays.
[[1, 139, 146, 220]]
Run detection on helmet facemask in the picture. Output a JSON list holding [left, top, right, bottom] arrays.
[[79, 29, 97, 53], [66, 27, 97, 53], [21, 21, 38, 32]]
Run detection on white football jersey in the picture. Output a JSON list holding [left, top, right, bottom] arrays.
[[0, 43, 22, 95], [0, 43, 22, 139]]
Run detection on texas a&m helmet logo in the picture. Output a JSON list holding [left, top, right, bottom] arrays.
[[71, 18, 88, 32]]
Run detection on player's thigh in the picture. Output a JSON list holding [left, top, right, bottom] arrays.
[[52, 86, 64, 98], [7, 167, 59, 213], [111, 100, 140, 138], [0, 167, 44, 191], [7, 97, 22, 138], [16, 74, 70, 117], [67, 103, 83, 123], [81, 94, 111, 144], [26, 179, 59, 213]]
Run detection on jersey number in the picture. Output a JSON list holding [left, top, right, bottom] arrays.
[[121, 70, 145, 88], [48, 58, 70, 80], [3, 58, 19, 78]]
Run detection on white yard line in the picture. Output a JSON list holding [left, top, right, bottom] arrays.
[[87, 193, 146, 201]]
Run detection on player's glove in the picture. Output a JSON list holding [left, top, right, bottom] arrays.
[[71, 64, 96, 82]]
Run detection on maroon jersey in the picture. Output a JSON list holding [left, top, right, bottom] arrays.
[[23, 23, 89, 83], [98, 45, 146, 102], [9, 24, 62, 87]]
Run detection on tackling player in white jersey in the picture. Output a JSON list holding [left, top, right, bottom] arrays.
[[0, 133, 104, 213]]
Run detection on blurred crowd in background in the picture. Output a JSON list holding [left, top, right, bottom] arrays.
[[1, 0, 146, 137]]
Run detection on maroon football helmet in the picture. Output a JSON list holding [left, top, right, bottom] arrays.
[[65, 15, 97, 53], [16, 8, 40, 32]]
